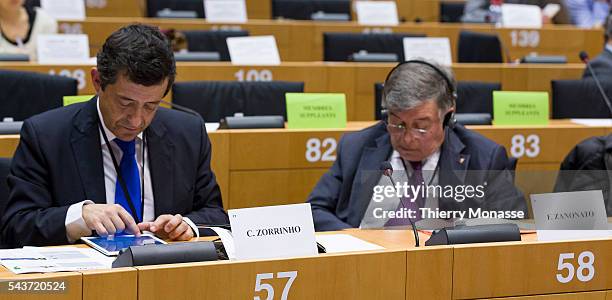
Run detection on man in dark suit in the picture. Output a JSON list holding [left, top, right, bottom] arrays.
[[583, 15, 612, 79], [1, 24, 228, 247], [307, 61, 527, 231]]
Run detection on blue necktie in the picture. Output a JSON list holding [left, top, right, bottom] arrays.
[[113, 139, 142, 223]]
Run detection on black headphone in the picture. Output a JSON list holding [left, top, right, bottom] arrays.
[[381, 60, 457, 128]]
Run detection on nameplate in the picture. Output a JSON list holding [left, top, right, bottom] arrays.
[[229, 203, 317, 260], [227, 35, 281, 65], [63, 95, 93, 106], [204, 0, 247, 23], [286, 93, 347, 129], [37, 34, 90, 64], [493, 91, 548, 125], [403, 37, 452, 66], [501, 4, 542, 28], [531, 190, 611, 241], [355, 1, 399, 26], [40, 0, 86, 21]]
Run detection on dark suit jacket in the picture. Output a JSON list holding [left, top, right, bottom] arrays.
[[583, 48, 612, 79], [554, 134, 612, 216], [1, 98, 228, 247], [307, 122, 527, 231]]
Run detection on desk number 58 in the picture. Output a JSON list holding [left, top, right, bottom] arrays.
[[556, 251, 595, 284], [254, 271, 298, 300]]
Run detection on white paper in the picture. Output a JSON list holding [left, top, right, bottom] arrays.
[[227, 36, 281, 66], [37, 34, 90, 64], [206, 226, 236, 259], [229, 203, 318, 260], [355, 1, 399, 26], [531, 190, 611, 241], [403, 37, 452, 66], [501, 4, 542, 28], [316, 234, 384, 253], [542, 3, 561, 19], [1, 247, 113, 274], [205, 122, 220, 132], [204, 0, 248, 23], [40, 0, 86, 21], [570, 118, 612, 127]]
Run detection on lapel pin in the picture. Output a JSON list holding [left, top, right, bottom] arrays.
[[459, 157, 465, 164]]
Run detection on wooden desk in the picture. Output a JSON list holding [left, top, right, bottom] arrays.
[[54, 18, 603, 63], [1, 121, 610, 209], [0, 62, 585, 121], [0, 230, 610, 299]]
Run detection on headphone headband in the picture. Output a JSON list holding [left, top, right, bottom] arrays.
[[382, 60, 457, 128], [383, 60, 457, 102]]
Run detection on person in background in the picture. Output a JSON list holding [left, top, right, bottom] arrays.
[[0, 0, 57, 59], [461, 0, 570, 24], [564, 0, 609, 27], [583, 14, 612, 78]]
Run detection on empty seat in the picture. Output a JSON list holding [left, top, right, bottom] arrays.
[[0, 70, 78, 121], [182, 30, 250, 61], [146, 0, 205, 18], [323, 32, 426, 62], [552, 79, 612, 118], [272, 0, 351, 20], [172, 81, 305, 122], [440, 1, 465, 22], [457, 30, 503, 63]]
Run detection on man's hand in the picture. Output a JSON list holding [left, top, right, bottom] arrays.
[[138, 214, 194, 241], [82, 204, 141, 236]]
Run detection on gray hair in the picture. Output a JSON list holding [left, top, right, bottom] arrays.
[[382, 60, 456, 113]]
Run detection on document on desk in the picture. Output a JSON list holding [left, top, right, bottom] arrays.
[[0, 247, 114, 274], [316, 234, 384, 253]]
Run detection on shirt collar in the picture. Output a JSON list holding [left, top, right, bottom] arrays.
[[605, 43, 612, 54], [391, 149, 440, 169], [96, 97, 142, 145]]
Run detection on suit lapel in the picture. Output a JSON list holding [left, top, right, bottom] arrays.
[[349, 127, 393, 226], [146, 118, 174, 217], [438, 127, 470, 209], [70, 98, 106, 204]]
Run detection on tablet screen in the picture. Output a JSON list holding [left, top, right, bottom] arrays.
[[82, 234, 166, 255]]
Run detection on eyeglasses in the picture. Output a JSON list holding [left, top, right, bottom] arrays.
[[384, 120, 430, 139]]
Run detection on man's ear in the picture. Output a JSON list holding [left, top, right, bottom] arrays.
[[91, 68, 102, 94]]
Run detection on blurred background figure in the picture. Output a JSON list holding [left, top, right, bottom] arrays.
[[0, 0, 57, 59]]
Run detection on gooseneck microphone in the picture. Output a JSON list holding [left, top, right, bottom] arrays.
[[579, 51, 612, 117], [379, 161, 420, 247]]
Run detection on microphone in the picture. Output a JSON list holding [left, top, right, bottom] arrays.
[[379, 161, 420, 247], [579, 51, 612, 117], [160, 99, 203, 120]]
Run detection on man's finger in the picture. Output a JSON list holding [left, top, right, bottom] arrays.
[[101, 217, 117, 235], [168, 222, 188, 240], [117, 208, 140, 236], [138, 222, 152, 232], [94, 221, 108, 237], [109, 213, 126, 234], [151, 215, 173, 231], [164, 214, 183, 233], [176, 227, 193, 241]]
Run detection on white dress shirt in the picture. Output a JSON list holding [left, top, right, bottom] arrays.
[[64, 98, 198, 242], [359, 149, 440, 229]]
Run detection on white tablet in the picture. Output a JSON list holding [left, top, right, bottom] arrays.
[[81, 234, 167, 256]]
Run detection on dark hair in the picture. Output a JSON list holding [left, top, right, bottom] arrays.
[[96, 24, 176, 96]]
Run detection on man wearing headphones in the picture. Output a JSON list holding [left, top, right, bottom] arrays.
[[307, 60, 527, 231]]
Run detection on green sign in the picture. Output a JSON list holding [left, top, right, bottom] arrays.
[[63, 95, 94, 106], [493, 91, 549, 125], [286, 93, 347, 129]]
